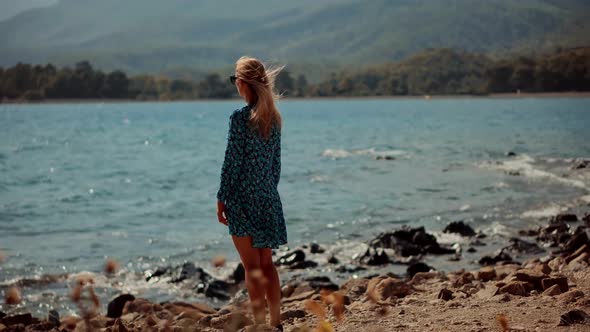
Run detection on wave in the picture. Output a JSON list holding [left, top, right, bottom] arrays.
[[478, 154, 589, 191], [321, 148, 409, 160]]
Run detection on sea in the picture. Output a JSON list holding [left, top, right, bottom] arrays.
[[1, 97, 590, 316]]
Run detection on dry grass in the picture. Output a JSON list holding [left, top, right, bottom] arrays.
[[104, 258, 119, 274], [71, 274, 100, 332], [5, 286, 22, 305]]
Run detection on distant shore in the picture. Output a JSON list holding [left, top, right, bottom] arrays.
[[2, 91, 590, 105]]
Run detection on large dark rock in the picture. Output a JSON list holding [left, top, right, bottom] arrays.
[[48, 309, 60, 327], [562, 230, 589, 255], [551, 214, 578, 223], [443, 221, 476, 237], [479, 249, 513, 266], [369, 226, 454, 257], [504, 237, 544, 255], [309, 242, 325, 254], [571, 159, 590, 170], [357, 247, 390, 266], [558, 309, 589, 326], [205, 280, 231, 300], [107, 294, 136, 318], [1, 313, 33, 326], [288, 260, 318, 269], [335, 264, 366, 273], [231, 263, 245, 283], [407, 262, 433, 278], [304, 276, 339, 291], [145, 262, 235, 300], [276, 249, 306, 266]]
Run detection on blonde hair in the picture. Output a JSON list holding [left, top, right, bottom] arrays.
[[235, 56, 283, 139]]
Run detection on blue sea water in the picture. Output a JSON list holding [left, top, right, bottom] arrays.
[[1, 97, 590, 316]]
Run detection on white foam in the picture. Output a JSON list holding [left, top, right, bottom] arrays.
[[478, 154, 589, 191], [322, 148, 408, 160], [521, 203, 567, 219], [578, 195, 590, 204]]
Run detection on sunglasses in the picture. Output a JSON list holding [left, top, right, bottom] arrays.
[[229, 75, 238, 85]]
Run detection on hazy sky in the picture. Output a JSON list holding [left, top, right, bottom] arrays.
[[0, 0, 58, 21]]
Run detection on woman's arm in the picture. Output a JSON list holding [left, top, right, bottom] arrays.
[[271, 130, 281, 186], [217, 111, 245, 203]]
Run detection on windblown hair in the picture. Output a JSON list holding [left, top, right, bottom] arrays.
[[235, 56, 283, 139]]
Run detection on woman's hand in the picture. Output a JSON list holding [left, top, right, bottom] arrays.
[[217, 200, 228, 226]]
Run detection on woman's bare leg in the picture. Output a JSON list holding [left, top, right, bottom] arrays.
[[259, 248, 281, 327], [231, 235, 266, 324]]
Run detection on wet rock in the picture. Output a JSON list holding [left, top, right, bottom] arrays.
[[407, 262, 433, 278], [558, 309, 589, 326], [289, 260, 319, 269], [438, 288, 454, 301], [205, 280, 231, 300], [107, 294, 136, 318], [48, 310, 59, 327], [276, 249, 306, 266], [309, 242, 325, 254], [504, 238, 544, 254], [552, 213, 578, 223], [369, 226, 454, 257], [506, 151, 517, 157], [443, 221, 476, 237], [572, 159, 590, 170], [1, 313, 32, 326], [499, 281, 530, 296], [376, 155, 396, 161], [327, 255, 339, 264], [357, 247, 390, 266], [478, 249, 513, 266], [305, 276, 339, 291], [476, 267, 497, 281], [231, 263, 245, 283], [542, 276, 569, 293], [335, 264, 366, 273], [0, 312, 4, 319], [542, 284, 562, 296], [584, 214, 590, 225]]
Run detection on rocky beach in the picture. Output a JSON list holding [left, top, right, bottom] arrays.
[[2, 206, 590, 331]]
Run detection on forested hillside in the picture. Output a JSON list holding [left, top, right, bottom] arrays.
[[1, 0, 589, 76]]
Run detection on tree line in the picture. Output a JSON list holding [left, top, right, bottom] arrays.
[[1, 47, 589, 102]]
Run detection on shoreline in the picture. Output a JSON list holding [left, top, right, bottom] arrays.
[[1, 208, 589, 331], [2, 91, 590, 105]]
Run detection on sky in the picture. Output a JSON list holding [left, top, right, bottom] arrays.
[[0, 0, 58, 21]]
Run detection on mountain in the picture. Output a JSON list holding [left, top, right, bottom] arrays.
[[0, 0, 58, 21], [1, 0, 589, 76]]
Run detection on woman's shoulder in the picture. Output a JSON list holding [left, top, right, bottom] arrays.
[[230, 104, 252, 121]]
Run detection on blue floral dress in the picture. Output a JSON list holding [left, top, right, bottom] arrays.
[[217, 104, 288, 249]]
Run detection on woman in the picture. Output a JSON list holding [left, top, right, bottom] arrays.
[[216, 56, 288, 331]]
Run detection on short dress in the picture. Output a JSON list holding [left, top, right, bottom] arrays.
[[216, 104, 288, 249]]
